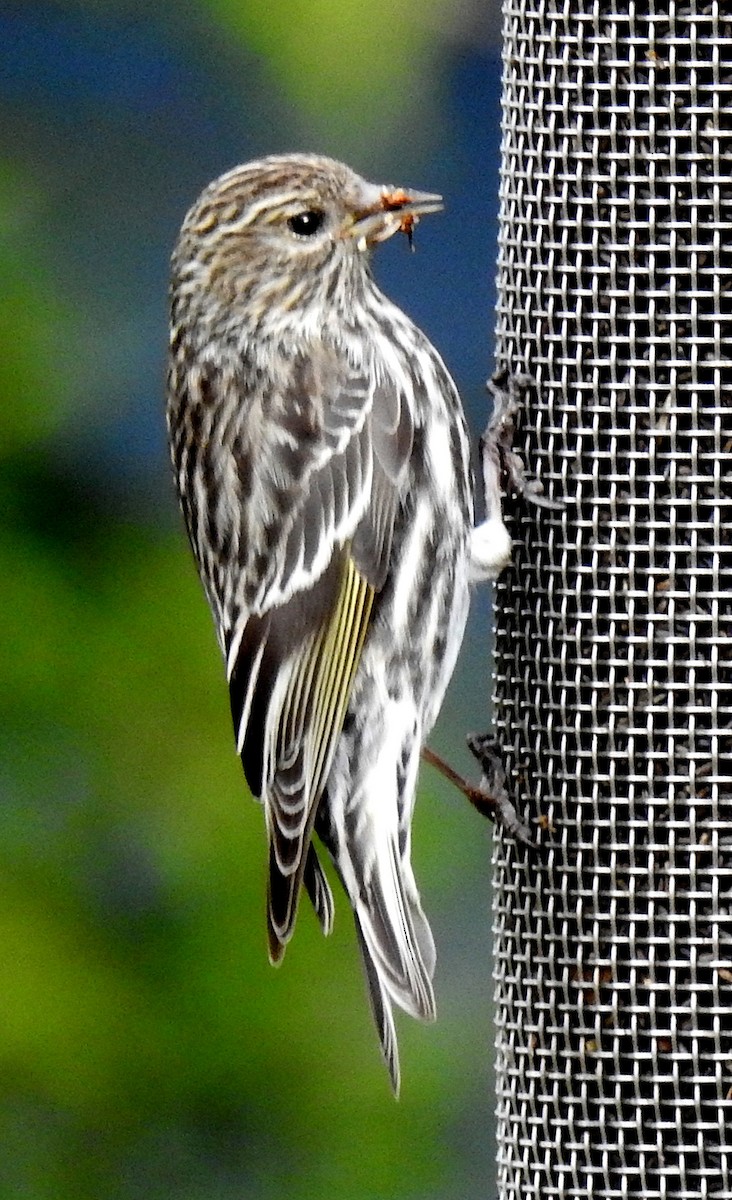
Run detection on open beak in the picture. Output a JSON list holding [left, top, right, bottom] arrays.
[[346, 184, 443, 248]]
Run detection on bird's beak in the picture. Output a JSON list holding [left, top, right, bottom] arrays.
[[345, 183, 444, 249]]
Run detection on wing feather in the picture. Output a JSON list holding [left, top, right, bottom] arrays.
[[207, 345, 413, 955], [266, 550, 374, 953]]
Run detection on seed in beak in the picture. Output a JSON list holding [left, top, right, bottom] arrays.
[[379, 187, 443, 249], [347, 184, 443, 250], [400, 212, 417, 251]]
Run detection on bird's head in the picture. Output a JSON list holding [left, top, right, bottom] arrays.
[[170, 153, 442, 339]]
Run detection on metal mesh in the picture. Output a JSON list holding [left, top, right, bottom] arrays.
[[491, 1, 732, 1196]]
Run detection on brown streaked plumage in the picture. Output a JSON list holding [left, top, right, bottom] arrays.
[[166, 153, 509, 1092]]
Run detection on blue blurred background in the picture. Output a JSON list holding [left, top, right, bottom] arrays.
[[1, 3, 505, 1196]]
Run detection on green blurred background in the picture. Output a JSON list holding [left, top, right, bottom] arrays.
[[1, 3, 505, 1196]]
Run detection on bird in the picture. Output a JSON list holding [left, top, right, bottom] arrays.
[[166, 153, 511, 1093]]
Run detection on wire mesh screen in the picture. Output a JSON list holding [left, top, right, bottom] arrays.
[[490, 1, 732, 1196]]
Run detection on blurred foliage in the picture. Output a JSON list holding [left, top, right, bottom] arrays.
[[0, 2, 501, 1197], [0, 163, 74, 451], [207, 0, 444, 143]]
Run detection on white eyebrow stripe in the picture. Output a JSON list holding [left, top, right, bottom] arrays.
[[214, 189, 315, 231]]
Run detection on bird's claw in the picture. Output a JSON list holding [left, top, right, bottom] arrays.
[[483, 371, 564, 513], [466, 732, 534, 846]]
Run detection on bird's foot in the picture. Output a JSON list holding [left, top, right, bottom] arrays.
[[422, 740, 534, 846], [483, 371, 564, 512], [465, 733, 534, 845]]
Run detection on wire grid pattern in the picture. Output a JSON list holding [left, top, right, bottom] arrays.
[[491, 1, 732, 1197]]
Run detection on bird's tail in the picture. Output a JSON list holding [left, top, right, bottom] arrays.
[[353, 839, 436, 1095]]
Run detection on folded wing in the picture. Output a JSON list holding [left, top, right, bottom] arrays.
[[210, 345, 413, 959]]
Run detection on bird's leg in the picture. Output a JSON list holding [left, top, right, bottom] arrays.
[[468, 421, 512, 581], [470, 371, 564, 581], [446, 372, 560, 837], [422, 739, 533, 845], [421, 746, 487, 810]]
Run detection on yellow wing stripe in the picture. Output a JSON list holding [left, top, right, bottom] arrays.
[[271, 548, 374, 829], [308, 554, 374, 802]]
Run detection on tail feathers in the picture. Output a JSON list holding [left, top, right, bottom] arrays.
[[355, 916, 401, 1096], [406, 892, 436, 985], [353, 842, 437, 1094], [357, 843, 436, 1022]]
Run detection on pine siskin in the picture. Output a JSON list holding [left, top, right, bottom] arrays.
[[166, 153, 511, 1093]]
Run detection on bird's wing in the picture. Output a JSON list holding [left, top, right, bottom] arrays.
[[214, 344, 413, 957]]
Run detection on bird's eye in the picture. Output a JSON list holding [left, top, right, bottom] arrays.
[[287, 210, 325, 237]]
